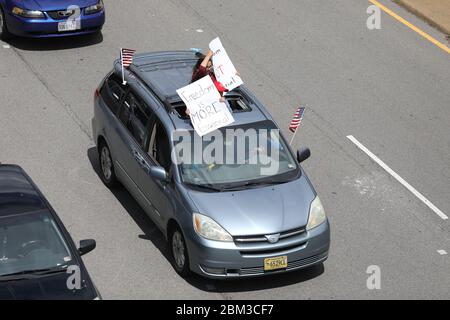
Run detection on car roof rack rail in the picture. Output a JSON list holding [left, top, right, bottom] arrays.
[[113, 60, 173, 113]]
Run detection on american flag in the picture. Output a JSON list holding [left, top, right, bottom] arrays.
[[120, 48, 136, 68], [289, 106, 305, 133]]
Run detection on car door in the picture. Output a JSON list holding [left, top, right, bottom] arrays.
[[111, 89, 149, 201], [136, 116, 175, 230], [98, 75, 138, 195], [120, 97, 165, 228]]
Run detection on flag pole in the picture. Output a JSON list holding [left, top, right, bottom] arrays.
[[289, 127, 299, 146], [120, 48, 126, 85], [289, 106, 305, 146]]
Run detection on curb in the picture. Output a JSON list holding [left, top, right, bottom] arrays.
[[393, 0, 450, 36]]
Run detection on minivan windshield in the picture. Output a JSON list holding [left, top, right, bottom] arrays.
[[0, 210, 72, 277], [176, 121, 299, 190]]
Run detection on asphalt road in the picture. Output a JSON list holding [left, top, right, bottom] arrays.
[[0, 0, 449, 299]]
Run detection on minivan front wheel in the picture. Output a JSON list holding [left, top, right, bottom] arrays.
[[170, 227, 191, 277], [98, 142, 118, 188]]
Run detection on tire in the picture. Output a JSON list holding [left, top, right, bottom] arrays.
[[170, 226, 191, 277], [98, 141, 118, 188], [0, 6, 11, 40]]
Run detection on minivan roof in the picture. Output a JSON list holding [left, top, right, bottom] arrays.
[[116, 51, 198, 103], [113, 51, 273, 132]]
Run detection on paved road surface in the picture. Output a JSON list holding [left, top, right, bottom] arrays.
[[0, 0, 449, 299]]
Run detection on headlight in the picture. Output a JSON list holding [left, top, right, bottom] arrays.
[[85, 0, 104, 15], [193, 213, 233, 242], [12, 7, 45, 18], [306, 196, 327, 231]]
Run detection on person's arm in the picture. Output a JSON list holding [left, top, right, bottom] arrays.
[[192, 50, 213, 82], [200, 50, 214, 68]]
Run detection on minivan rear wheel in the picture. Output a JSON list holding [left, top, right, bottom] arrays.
[[98, 141, 118, 188], [170, 226, 191, 277], [0, 6, 11, 40]]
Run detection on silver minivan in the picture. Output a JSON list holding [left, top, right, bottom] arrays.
[[92, 51, 330, 278]]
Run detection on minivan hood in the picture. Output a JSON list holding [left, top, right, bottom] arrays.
[[19, 0, 98, 11], [187, 174, 316, 236]]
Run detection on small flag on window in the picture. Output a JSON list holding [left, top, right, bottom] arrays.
[[289, 106, 305, 133], [120, 48, 136, 68]]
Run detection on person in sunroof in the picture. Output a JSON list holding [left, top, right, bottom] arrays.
[[191, 50, 229, 101]]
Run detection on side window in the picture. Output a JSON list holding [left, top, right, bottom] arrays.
[[147, 120, 171, 171], [101, 74, 126, 114], [119, 92, 152, 147], [118, 93, 132, 128]]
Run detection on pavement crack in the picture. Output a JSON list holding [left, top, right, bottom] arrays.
[[11, 48, 93, 141]]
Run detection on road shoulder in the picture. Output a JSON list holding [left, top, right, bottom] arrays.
[[394, 0, 450, 36]]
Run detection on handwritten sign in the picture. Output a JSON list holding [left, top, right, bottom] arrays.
[[177, 76, 235, 137], [209, 37, 243, 91]]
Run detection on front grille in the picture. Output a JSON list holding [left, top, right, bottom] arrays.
[[234, 227, 306, 244], [239, 242, 307, 257], [47, 9, 78, 20], [239, 252, 328, 276]]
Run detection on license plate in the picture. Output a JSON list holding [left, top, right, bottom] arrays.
[[58, 20, 81, 32], [264, 256, 288, 271]]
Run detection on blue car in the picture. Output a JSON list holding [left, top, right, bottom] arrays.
[[0, 0, 104, 39]]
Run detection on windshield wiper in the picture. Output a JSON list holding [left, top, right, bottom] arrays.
[[185, 183, 225, 192], [222, 179, 289, 191], [0, 265, 69, 281]]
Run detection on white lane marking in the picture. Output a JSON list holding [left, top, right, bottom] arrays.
[[347, 135, 448, 220], [196, 29, 204, 33], [437, 250, 447, 255], [2, 44, 10, 49]]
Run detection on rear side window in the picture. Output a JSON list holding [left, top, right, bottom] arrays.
[[147, 120, 171, 171], [101, 74, 126, 114], [119, 92, 152, 147]]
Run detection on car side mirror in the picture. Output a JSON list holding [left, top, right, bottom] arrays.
[[149, 166, 169, 182], [78, 239, 96, 256], [297, 148, 311, 163]]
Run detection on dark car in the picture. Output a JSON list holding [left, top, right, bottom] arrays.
[[0, 164, 100, 299], [92, 51, 330, 279], [0, 0, 105, 39]]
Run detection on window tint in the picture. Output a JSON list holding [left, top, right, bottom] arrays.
[[119, 92, 151, 146], [118, 95, 132, 127], [147, 120, 171, 171], [101, 75, 126, 114]]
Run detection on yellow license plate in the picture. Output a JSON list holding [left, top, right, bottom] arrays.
[[264, 256, 288, 271]]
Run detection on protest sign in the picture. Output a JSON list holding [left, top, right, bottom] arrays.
[[176, 76, 235, 137], [209, 37, 243, 91]]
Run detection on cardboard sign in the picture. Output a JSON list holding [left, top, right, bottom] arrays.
[[177, 76, 235, 137], [209, 37, 243, 91]]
